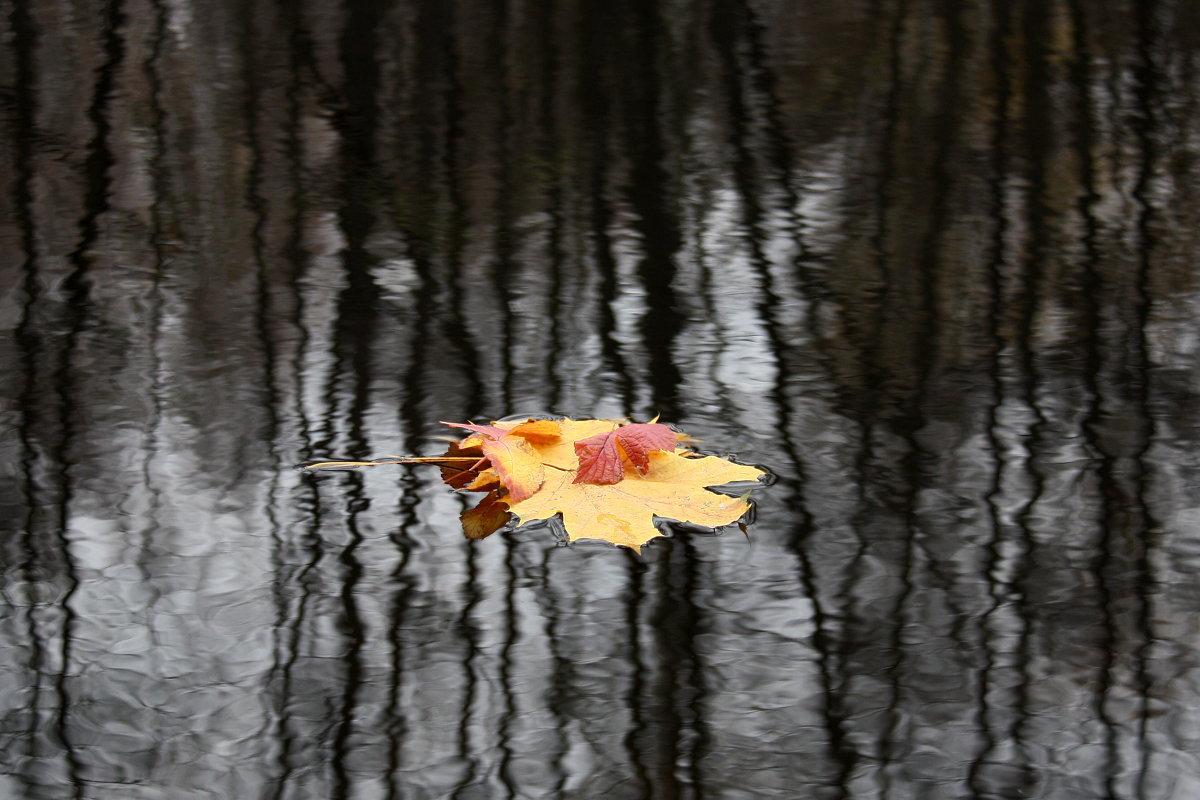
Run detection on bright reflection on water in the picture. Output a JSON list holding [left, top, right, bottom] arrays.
[[3, 1, 1200, 798]]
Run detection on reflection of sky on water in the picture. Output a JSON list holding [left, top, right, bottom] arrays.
[[3, 0, 1200, 798]]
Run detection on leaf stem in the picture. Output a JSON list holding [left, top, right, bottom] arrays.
[[299, 457, 481, 472]]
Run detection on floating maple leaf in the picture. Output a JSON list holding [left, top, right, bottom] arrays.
[[440, 417, 764, 552], [301, 416, 766, 552]]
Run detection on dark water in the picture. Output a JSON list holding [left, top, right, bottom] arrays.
[[4, 0, 1200, 798]]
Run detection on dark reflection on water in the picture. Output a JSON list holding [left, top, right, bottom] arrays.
[[3, 0, 1200, 797]]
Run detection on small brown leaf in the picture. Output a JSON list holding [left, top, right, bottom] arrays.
[[439, 441, 488, 488], [461, 491, 512, 539]]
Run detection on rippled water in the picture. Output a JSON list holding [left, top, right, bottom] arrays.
[[4, 1, 1200, 798]]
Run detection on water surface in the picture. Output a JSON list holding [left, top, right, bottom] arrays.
[[3, 1, 1200, 798]]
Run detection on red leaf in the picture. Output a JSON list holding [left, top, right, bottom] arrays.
[[573, 422, 677, 485], [614, 423, 677, 472], [573, 431, 624, 485]]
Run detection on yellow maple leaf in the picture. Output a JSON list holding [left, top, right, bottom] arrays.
[[508, 450, 761, 551], [454, 418, 763, 551]]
